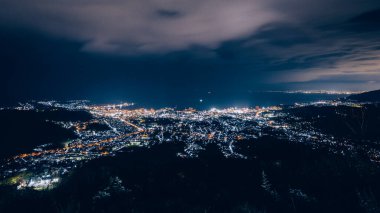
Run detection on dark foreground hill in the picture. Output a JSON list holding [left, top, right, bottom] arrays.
[[1, 140, 380, 213], [347, 89, 380, 102], [0, 109, 92, 159]]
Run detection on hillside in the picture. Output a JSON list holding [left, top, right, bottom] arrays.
[[347, 89, 380, 102]]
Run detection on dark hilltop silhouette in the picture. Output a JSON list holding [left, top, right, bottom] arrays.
[[347, 89, 380, 102]]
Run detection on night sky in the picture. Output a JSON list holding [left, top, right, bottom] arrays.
[[1, 0, 380, 105]]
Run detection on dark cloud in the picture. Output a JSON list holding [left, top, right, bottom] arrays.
[[156, 9, 182, 18], [349, 8, 380, 24]]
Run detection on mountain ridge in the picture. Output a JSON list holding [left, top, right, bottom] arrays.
[[347, 89, 380, 102]]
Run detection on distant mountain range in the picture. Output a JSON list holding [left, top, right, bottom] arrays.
[[347, 89, 380, 102]]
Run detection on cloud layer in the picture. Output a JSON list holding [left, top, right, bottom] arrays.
[[1, 0, 279, 54], [0, 0, 377, 54], [1, 0, 380, 91]]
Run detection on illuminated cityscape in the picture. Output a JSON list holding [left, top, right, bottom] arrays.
[[1, 97, 379, 191]]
